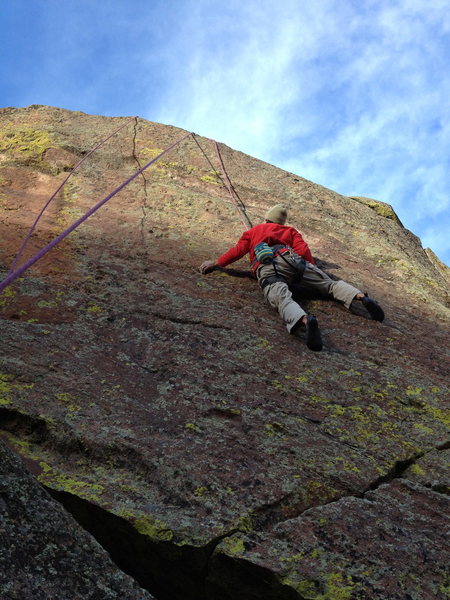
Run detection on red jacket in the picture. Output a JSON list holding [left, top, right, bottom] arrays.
[[217, 222, 314, 270]]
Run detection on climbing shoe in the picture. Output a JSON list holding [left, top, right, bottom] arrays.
[[291, 316, 323, 351], [362, 293, 385, 322], [305, 315, 323, 351]]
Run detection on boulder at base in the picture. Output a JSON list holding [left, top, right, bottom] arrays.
[[0, 441, 154, 599]]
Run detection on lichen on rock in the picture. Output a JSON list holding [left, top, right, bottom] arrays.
[[0, 105, 449, 600]]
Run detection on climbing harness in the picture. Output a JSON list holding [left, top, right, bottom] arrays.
[[257, 244, 306, 291]]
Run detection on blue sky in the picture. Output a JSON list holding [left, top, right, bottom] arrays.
[[1, 0, 449, 265]]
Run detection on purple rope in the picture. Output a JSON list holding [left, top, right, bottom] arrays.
[[213, 141, 252, 231], [0, 131, 192, 293], [8, 116, 136, 275]]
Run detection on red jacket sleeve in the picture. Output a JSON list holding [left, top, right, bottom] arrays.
[[290, 229, 314, 264], [216, 230, 252, 267]]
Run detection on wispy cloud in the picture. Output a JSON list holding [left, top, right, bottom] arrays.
[[154, 0, 450, 263], [155, 0, 344, 154]]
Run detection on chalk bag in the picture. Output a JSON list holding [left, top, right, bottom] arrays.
[[254, 242, 274, 264]]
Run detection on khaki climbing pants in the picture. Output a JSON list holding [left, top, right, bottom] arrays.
[[257, 255, 362, 333]]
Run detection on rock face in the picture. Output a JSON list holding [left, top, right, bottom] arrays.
[[0, 105, 449, 599], [0, 441, 155, 599]]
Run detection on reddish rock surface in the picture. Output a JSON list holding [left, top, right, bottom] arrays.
[[1, 105, 449, 599]]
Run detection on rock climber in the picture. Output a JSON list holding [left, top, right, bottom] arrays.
[[199, 204, 384, 352]]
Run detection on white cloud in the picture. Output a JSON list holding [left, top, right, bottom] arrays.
[[154, 0, 349, 155], [151, 0, 450, 263]]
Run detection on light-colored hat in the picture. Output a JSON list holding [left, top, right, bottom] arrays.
[[265, 204, 288, 225]]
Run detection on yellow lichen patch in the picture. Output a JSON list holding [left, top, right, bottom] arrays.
[[0, 287, 16, 312], [0, 373, 34, 405], [86, 302, 103, 313], [409, 463, 426, 476], [117, 509, 174, 542], [422, 404, 450, 429], [292, 579, 320, 598], [271, 380, 286, 392], [0, 125, 54, 165], [134, 516, 174, 541], [39, 461, 53, 473], [38, 469, 105, 503], [264, 422, 284, 437], [56, 392, 81, 412], [236, 514, 254, 533], [310, 395, 329, 404], [317, 572, 359, 600], [406, 386, 423, 397], [350, 196, 399, 221], [257, 337, 272, 350], [0, 373, 15, 405], [200, 174, 220, 185], [56, 180, 83, 226], [338, 368, 361, 376], [158, 160, 179, 169], [139, 147, 163, 159], [221, 535, 245, 556], [185, 422, 201, 433], [413, 423, 434, 435], [37, 300, 58, 308], [333, 456, 361, 474]]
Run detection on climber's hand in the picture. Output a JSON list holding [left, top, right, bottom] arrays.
[[199, 260, 217, 274]]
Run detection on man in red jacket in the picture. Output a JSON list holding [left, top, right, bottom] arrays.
[[200, 204, 384, 351]]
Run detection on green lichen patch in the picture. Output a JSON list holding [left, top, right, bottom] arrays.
[[257, 337, 272, 350], [1, 427, 105, 505], [281, 571, 360, 600], [86, 302, 103, 313]]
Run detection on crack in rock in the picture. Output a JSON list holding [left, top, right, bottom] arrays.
[[363, 452, 426, 493], [0, 407, 159, 480], [150, 310, 233, 329], [42, 486, 243, 600], [132, 116, 150, 243], [241, 447, 441, 535], [1, 406, 448, 600]]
